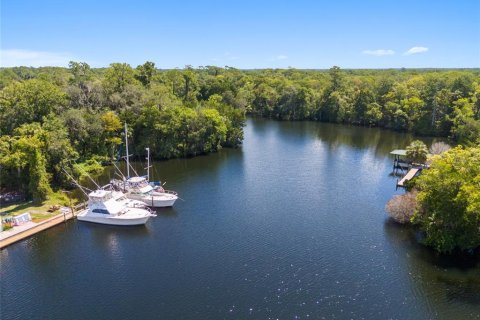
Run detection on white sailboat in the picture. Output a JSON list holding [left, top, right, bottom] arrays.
[[110, 123, 178, 208]]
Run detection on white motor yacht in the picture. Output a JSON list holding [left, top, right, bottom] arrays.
[[77, 189, 156, 226], [121, 176, 178, 207]]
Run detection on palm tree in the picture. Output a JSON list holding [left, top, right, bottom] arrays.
[[406, 140, 428, 164]]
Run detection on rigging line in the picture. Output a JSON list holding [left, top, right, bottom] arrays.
[[71, 161, 100, 189], [112, 162, 126, 180], [120, 155, 139, 177], [128, 161, 140, 177], [61, 168, 90, 197]]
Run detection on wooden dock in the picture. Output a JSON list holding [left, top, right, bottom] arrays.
[[0, 203, 86, 249], [397, 168, 420, 189]]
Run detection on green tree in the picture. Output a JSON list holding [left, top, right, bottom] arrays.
[[101, 111, 123, 159], [413, 146, 480, 253], [450, 98, 480, 145], [135, 61, 156, 87], [203, 94, 245, 147], [103, 63, 136, 94], [40, 115, 78, 186], [68, 61, 92, 84], [365, 102, 383, 126], [0, 125, 53, 200], [0, 79, 66, 134]]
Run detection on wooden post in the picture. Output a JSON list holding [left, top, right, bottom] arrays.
[[62, 190, 73, 222]]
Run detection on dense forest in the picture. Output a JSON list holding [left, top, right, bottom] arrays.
[[0, 63, 479, 201]]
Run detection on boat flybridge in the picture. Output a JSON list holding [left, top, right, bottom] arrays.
[[76, 189, 156, 226], [104, 184, 147, 208], [110, 123, 178, 208]]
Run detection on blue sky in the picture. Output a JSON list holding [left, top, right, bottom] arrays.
[[1, 0, 479, 68]]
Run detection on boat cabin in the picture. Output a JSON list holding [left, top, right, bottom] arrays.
[[127, 176, 153, 194], [89, 189, 113, 202], [88, 190, 125, 215]]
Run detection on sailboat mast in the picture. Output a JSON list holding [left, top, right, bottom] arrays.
[[146, 147, 150, 181], [125, 122, 130, 178]]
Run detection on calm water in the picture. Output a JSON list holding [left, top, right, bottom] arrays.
[[1, 119, 479, 320]]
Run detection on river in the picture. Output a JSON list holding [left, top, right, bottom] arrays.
[[1, 118, 479, 319]]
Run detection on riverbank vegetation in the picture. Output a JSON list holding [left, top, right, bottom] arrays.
[[386, 144, 480, 254], [1, 64, 479, 235], [0, 62, 247, 201], [413, 146, 480, 253]]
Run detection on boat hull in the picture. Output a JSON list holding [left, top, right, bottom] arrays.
[[76, 210, 151, 226], [127, 194, 177, 208]]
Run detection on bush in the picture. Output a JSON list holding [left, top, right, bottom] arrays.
[[385, 191, 417, 224], [429, 142, 451, 155]]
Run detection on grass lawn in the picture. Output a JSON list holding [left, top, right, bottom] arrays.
[[0, 191, 77, 223]]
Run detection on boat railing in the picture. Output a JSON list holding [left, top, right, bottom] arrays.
[[131, 202, 146, 208], [163, 190, 178, 196]]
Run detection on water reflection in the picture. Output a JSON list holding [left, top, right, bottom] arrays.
[[383, 220, 480, 316], [1, 118, 478, 320], [252, 119, 446, 170], [153, 206, 178, 218]]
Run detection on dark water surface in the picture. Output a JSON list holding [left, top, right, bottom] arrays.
[[1, 119, 479, 320]]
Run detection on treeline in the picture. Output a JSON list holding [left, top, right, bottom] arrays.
[[0, 62, 246, 200], [250, 67, 480, 144], [1, 64, 479, 200]]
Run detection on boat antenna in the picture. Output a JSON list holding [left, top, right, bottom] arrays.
[[124, 122, 131, 178], [145, 147, 152, 181], [62, 168, 90, 197]]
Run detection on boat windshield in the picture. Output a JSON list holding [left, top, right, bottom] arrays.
[[126, 176, 147, 185], [92, 208, 110, 215]]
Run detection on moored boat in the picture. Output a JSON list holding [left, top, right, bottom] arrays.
[[116, 176, 178, 207], [110, 124, 179, 208], [76, 189, 156, 226]]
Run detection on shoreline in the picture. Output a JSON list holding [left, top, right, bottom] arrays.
[[0, 204, 84, 249]]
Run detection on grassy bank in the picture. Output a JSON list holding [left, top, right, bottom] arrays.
[[1, 191, 76, 223]]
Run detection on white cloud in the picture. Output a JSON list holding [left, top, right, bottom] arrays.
[[0, 49, 76, 67], [404, 46, 429, 55], [362, 49, 395, 56], [276, 55, 288, 60]]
